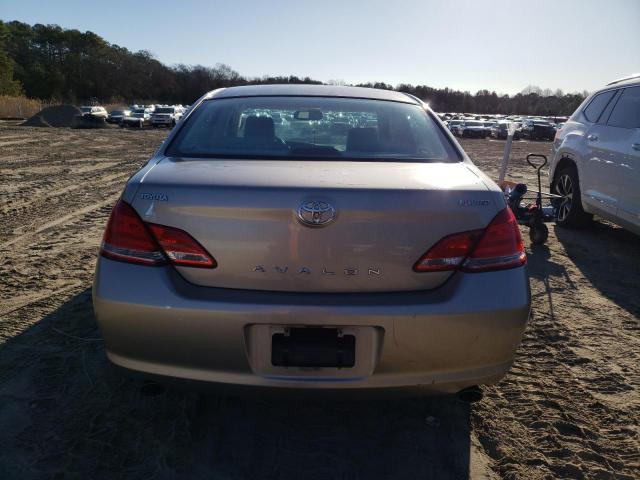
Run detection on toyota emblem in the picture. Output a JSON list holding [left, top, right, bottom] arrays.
[[297, 200, 336, 227]]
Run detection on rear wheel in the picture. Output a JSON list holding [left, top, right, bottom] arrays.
[[552, 165, 593, 227]]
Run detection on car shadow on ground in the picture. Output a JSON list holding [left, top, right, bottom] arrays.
[[554, 221, 640, 319], [0, 288, 474, 480]]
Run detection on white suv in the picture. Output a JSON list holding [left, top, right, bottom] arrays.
[[550, 75, 640, 234], [151, 105, 184, 127]]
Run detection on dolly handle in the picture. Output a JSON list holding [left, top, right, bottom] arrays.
[[526, 153, 547, 171]]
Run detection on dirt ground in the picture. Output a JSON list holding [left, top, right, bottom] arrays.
[[0, 122, 638, 480]]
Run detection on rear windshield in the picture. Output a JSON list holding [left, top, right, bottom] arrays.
[[166, 96, 459, 162], [156, 107, 175, 113]]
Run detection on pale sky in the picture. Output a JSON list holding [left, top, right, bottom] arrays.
[[2, 0, 638, 95]]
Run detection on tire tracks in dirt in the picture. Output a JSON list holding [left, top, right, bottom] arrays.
[[0, 127, 637, 479]]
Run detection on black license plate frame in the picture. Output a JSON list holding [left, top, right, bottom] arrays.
[[271, 327, 356, 368]]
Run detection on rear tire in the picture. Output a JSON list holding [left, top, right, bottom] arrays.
[[552, 165, 593, 227]]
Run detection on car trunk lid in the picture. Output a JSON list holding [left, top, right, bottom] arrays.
[[131, 157, 501, 292]]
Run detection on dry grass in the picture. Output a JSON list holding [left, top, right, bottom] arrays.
[[0, 96, 47, 119], [0, 97, 128, 120]]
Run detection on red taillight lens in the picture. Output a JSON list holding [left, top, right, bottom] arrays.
[[101, 199, 216, 268], [462, 208, 526, 272], [148, 224, 216, 268], [413, 230, 483, 272], [413, 208, 526, 273], [101, 199, 165, 265]]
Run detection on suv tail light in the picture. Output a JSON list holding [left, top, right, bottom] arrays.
[[101, 199, 216, 268], [413, 208, 526, 273]]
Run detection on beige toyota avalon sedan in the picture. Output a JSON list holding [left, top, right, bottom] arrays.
[[93, 85, 530, 398]]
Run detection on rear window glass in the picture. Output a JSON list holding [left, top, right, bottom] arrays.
[[607, 86, 640, 128], [583, 90, 616, 122], [166, 96, 459, 162]]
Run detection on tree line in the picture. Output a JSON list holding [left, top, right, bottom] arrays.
[[0, 20, 585, 115]]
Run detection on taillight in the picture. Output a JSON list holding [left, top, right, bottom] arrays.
[[413, 230, 483, 272], [101, 200, 165, 265], [148, 224, 216, 268], [462, 208, 526, 272], [413, 208, 526, 273], [101, 199, 216, 268]]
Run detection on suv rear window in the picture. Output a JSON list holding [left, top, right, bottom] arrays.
[[607, 86, 640, 128], [583, 90, 616, 122], [166, 96, 459, 162]]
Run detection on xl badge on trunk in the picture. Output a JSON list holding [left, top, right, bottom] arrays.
[[297, 200, 336, 227]]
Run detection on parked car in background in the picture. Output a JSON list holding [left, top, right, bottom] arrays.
[[484, 121, 498, 133], [447, 119, 462, 132], [80, 106, 108, 119], [93, 85, 530, 397], [521, 120, 556, 140], [491, 121, 522, 140], [550, 74, 640, 234], [107, 109, 131, 124], [453, 120, 488, 138], [151, 105, 184, 127], [121, 109, 151, 128]]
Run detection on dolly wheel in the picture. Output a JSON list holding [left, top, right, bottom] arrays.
[[530, 223, 549, 245]]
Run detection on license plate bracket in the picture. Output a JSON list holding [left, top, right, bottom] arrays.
[[271, 327, 355, 368]]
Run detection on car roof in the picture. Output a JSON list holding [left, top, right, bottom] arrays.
[[596, 75, 640, 94], [207, 84, 419, 104], [605, 74, 640, 87]]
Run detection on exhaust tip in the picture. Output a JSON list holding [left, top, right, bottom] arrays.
[[456, 386, 483, 403]]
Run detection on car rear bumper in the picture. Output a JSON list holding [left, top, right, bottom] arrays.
[[93, 257, 530, 394]]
